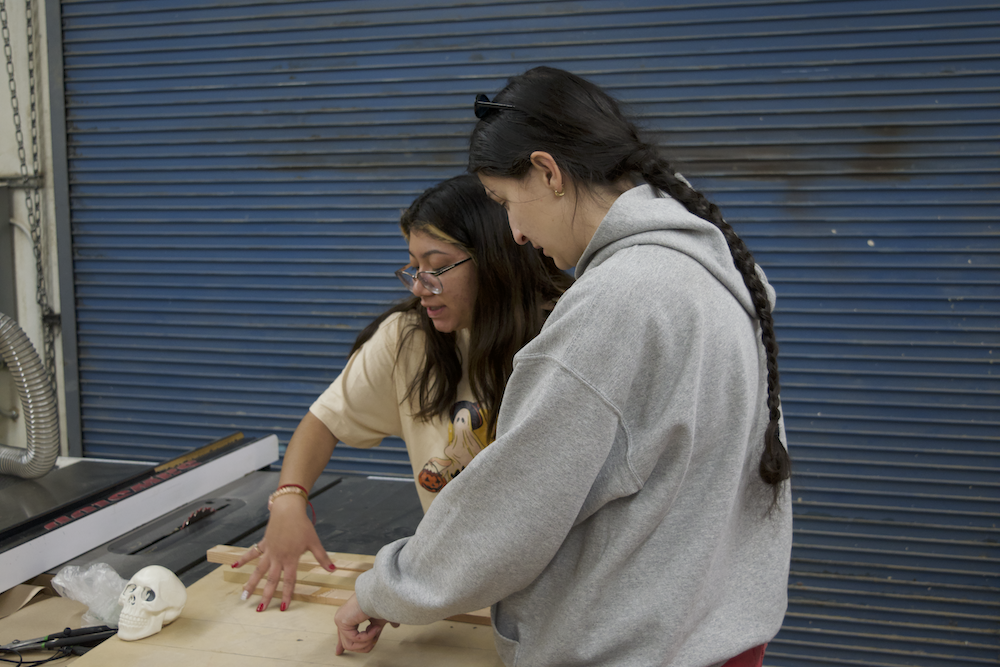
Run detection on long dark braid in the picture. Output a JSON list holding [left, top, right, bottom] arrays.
[[469, 66, 790, 492], [627, 146, 790, 488]]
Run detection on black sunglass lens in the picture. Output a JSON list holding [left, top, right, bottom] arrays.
[[474, 94, 490, 119]]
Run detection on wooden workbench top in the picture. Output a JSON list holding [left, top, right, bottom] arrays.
[[71, 565, 503, 666]]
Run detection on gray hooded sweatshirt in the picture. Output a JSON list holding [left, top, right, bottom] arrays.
[[355, 184, 792, 666]]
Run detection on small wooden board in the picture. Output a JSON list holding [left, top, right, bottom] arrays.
[[226, 569, 355, 605], [210, 544, 491, 626], [207, 544, 374, 572], [225, 564, 363, 592]]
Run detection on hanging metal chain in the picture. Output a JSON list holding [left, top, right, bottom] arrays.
[[2, 0, 57, 387]]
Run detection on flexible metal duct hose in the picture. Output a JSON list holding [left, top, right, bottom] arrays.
[[0, 312, 59, 478]]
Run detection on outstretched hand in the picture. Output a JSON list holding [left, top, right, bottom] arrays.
[[335, 594, 398, 655], [232, 497, 335, 612]]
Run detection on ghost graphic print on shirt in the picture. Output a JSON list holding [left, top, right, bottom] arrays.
[[418, 400, 492, 493]]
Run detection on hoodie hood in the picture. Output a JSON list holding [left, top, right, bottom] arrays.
[[575, 184, 774, 317]]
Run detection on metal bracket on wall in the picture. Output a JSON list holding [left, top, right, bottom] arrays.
[[1, 176, 42, 190]]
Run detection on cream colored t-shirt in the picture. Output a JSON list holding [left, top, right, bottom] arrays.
[[310, 311, 492, 513]]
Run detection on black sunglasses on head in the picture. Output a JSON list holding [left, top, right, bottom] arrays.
[[474, 93, 516, 119]]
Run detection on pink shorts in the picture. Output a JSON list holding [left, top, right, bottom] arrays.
[[720, 644, 767, 667]]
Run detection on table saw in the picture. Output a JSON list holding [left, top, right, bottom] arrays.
[[0, 433, 502, 664]]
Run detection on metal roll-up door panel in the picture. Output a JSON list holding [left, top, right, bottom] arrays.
[[58, 1, 998, 663]]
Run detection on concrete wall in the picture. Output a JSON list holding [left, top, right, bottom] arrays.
[[0, 0, 66, 455]]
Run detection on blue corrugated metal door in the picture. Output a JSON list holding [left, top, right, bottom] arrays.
[[58, 1, 997, 664]]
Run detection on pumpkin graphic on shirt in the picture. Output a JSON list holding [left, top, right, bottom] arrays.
[[417, 459, 448, 492], [418, 400, 491, 493]]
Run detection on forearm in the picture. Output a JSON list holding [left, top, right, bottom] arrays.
[[355, 359, 620, 624], [241, 411, 340, 610], [278, 411, 339, 491]]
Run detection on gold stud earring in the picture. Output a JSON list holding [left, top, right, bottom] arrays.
[[554, 190, 565, 197]]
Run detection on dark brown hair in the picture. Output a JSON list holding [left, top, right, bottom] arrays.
[[468, 66, 790, 493], [352, 174, 571, 438]]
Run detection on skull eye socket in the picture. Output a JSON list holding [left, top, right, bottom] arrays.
[[144, 589, 156, 602], [124, 584, 136, 594]]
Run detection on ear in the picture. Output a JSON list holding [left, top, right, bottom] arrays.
[[528, 151, 564, 194]]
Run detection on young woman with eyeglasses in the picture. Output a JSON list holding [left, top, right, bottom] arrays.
[[334, 68, 793, 666], [234, 174, 571, 614]]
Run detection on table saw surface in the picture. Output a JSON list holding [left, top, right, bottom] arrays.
[[3, 470, 503, 665]]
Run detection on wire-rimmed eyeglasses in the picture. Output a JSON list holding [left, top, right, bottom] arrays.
[[395, 257, 472, 295]]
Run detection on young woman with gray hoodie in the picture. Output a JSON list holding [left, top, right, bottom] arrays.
[[335, 66, 793, 667]]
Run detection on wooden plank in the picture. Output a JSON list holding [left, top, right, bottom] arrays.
[[206, 544, 373, 573], [211, 544, 490, 626], [224, 570, 354, 604], [440, 609, 493, 625], [226, 565, 361, 591], [226, 572, 490, 625]]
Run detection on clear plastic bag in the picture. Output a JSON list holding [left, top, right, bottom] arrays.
[[51, 562, 127, 627]]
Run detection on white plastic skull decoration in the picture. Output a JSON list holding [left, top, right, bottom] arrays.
[[117, 565, 187, 641]]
